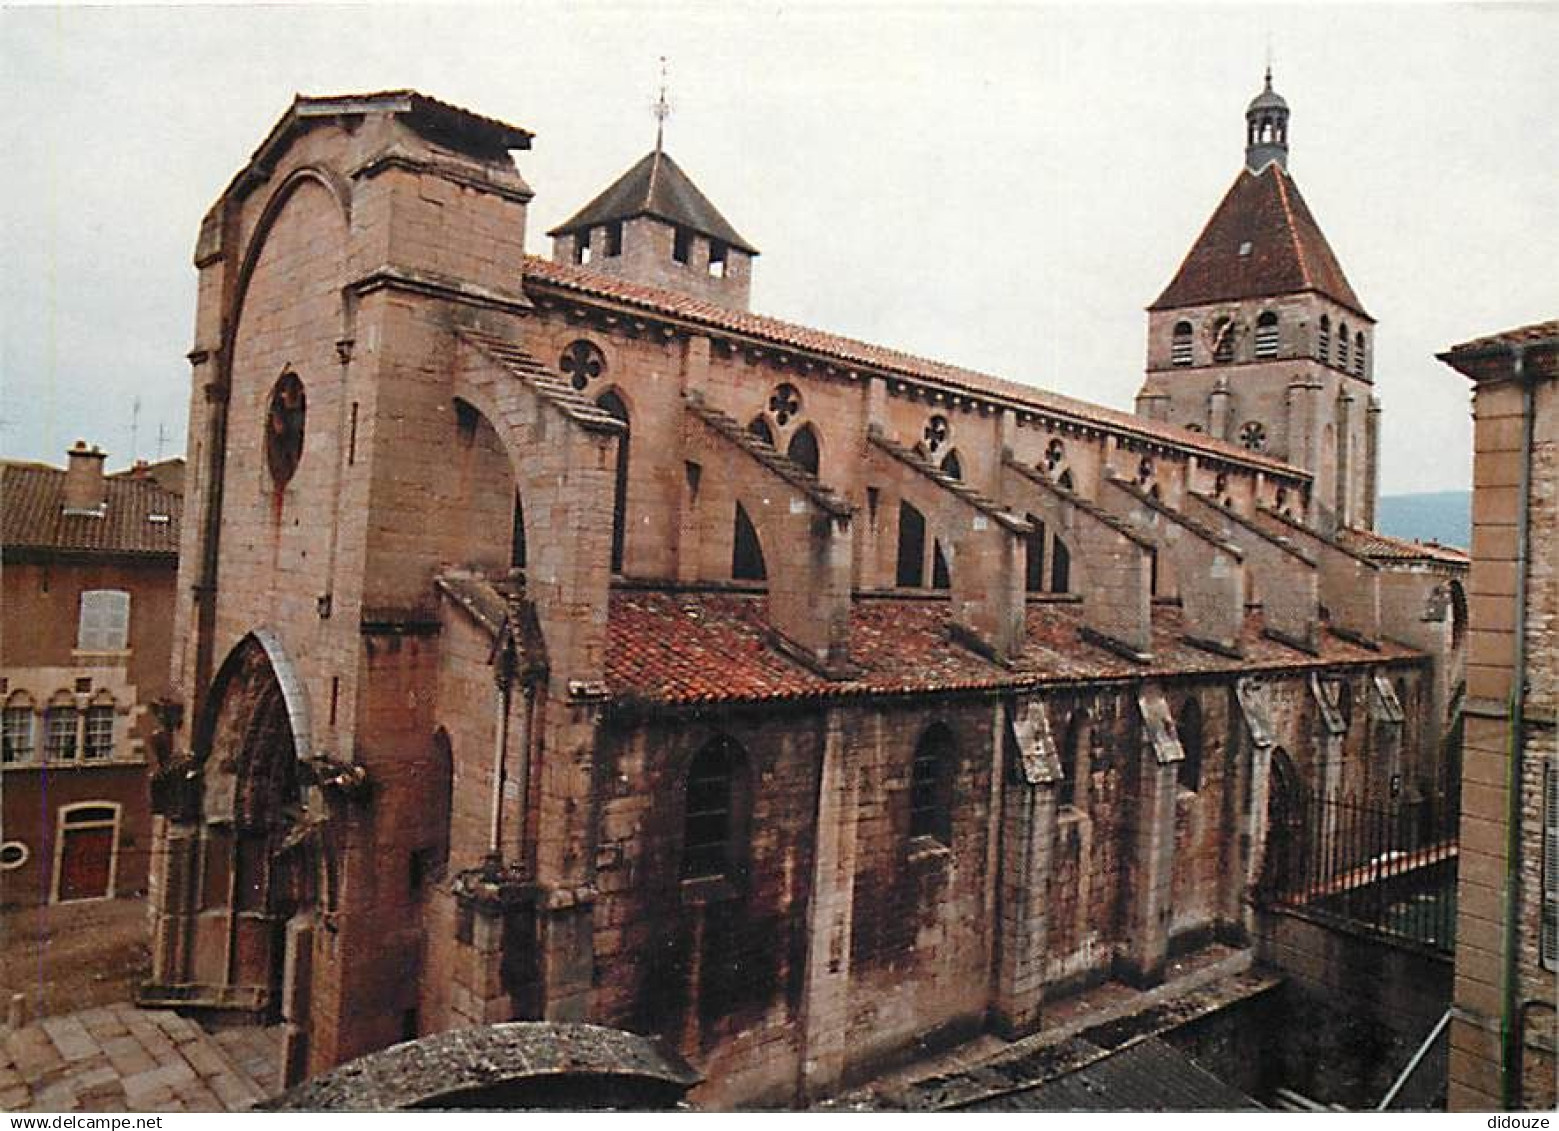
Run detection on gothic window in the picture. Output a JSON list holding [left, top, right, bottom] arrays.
[[1025, 514, 1047, 593], [1059, 712, 1085, 809], [597, 391, 631, 574], [510, 492, 527, 570], [1354, 332, 1366, 377], [940, 450, 963, 481], [732, 503, 767, 581], [747, 415, 775, 446], [896, 501, 927, 588], [1051, 537, 1071, 594], [708, 240, 728, 278], [1057, 468, 1075, 491], [922, 414, 950, 456], [77, 590, 130, 652], [84, 699, 115, 761], [1318, 315, 1331, 359], [1335, 680, 1353, 731], [560, 340, 605, 391], [264, 371, 306, 487], [1337, 323, 1350, 370], [604, 221, 623, 257], [786, 424, 821, 476], [682, 736, 743, 880], [2, 694, 35, 765], [1176, 697, 1203, 793], [768, 383, 801, 426], [1239, 420, 1268, 452], [1211, 317, 1235, 363], [45, 700, 79, 763], [672, 226, 693, 264], [909, 723, 955, 843], [1171, 321, 1194, 366], [1255, 311, 1279, 358], [931, 540, 951, 590]]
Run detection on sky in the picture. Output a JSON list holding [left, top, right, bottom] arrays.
[[2, 2, 1555, 495]]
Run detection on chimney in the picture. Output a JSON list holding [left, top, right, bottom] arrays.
[[63, 441, 108, 514]]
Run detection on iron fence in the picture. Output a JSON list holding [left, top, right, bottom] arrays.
[[1262, 791, 1458, 953]]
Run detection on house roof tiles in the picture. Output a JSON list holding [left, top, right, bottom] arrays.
[[2, 462, 181, 558]]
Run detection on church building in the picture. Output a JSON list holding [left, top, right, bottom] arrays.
[[141, 79, 1465, 1105]]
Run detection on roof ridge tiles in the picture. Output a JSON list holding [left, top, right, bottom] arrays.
[[683, 393, 854, 518], [872, 431, 1029, 533], [458, 327, 626, 433]]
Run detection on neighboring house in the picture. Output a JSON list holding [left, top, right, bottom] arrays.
[[1440, 321, 1557, 1112], [1, 443, 182, 906], [138, 82, 1462, 1105]]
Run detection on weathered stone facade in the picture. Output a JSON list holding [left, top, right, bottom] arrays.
[[141, 88, 1462, 1106], [1441, 322, 1557, 1113]]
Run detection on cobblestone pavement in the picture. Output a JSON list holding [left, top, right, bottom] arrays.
[[0, 1003, 281, 1113]]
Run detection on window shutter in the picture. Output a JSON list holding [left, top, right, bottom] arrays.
[[77, 591, 130, 651], [1543, 764, 1558, 971]]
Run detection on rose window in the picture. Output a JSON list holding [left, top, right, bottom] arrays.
[[1239, 420, 1268, 451], [768, 383, 801, 426], [265, 371, 306, 487], [560, 340, 605, 391]]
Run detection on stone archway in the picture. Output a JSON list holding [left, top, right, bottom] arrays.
[[1260, 747, 1309, 899]]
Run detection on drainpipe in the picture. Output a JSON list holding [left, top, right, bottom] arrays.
[[1500, 344, 1533, 1110]]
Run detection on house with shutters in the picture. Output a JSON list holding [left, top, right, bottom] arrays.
[[1, 444, 182, 907]]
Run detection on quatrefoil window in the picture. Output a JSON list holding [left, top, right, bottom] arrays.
[[1239, 420, 1268, 452], [1044, 438, 1066, 469], [1137, 457, 1155, 484], [768, 383, 801, 426], [560, 340, 605, 391], [923, 415, 950, 454]]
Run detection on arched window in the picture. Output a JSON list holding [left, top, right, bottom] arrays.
[[940, 450, 963, 481], [1051, 537, 1071, 594], [1353, 332, 1366, 377], [2, 693, 35, 765], [1176, 697, 1203, 793], [77, 590, 130, 652], [1171, 321, 1194, 367], [896, 501, 927, 588], [732, 502, 767, 581], [931, 540, 951, 590], [1448, 580, 1468, 649], [1335, 679, 1354, 731], [84, 695, 115, 761], [910, 723, 955, 843], [747, 415, 775, 446], [1059, 712, 1086, 809], [510, 492, 527, 570], [1057, 468, 1075, 491], [44, 697, 79, 763], [597, 391, 631, 574], [1318, 315, 1331, 359], [786, 424, 821, 476], [1025, 514, 1047, 593], [1337, 323, 1350, 370], [1254, 311, 1279, 358], [683, 736, 742, 880]]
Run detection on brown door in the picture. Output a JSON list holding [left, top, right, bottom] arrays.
[[57, 806, 117, 901]]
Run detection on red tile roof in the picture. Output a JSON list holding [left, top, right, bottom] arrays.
[[605, 590, 1419, 707], [522, 256, 1309, 481], [1336, 527, 1468, 567], [2, 462, 181, 558], [1444, 319, 1559, 356], [1150, 164, 1368, 319], [1438, 319, 1559, 382]]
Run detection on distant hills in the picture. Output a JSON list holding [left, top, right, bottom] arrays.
[[1377, 490, 1470, 550]]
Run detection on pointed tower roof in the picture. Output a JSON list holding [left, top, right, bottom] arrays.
[[1149, 163, 1368, 319], [547, 149, 758, 255]]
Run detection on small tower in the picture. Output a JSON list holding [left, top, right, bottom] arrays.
[[1137, 73, 1379, 532], [547, 71, 758, 310], [1245, 67, 1289, 172]]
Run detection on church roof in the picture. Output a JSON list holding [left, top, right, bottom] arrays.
[[1150, 163, 1369, 319], [1336, 527, 1469, 567], [547, 149, 758, 254], [605, 591, 1419, 708], [523, 256, 1310, 482]]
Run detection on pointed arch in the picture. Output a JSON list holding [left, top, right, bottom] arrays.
[[596, 389, 631, 574], [910, 722, 956, 843], [1176, 696, 1204, 793], [940, 449, 963, 481], [683, 735, 747, 880], [1025, 513, 1047, 593], [746, 415, 775, 446], [732, 502, 767, 581], [931, 539, 951, 590], [896, 500, 927, 588], [1059, 710, 1088, 809], [1050, 536, 1072, 594], [786, 423, 821, 476]]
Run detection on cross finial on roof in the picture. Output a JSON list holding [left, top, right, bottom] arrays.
[[653, 56, 672, 153]]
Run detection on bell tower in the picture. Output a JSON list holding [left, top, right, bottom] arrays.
[[1136, 72, 1379, 533]]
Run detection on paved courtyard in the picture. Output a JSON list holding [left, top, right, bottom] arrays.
[[1, 1002, 281, 1112]]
